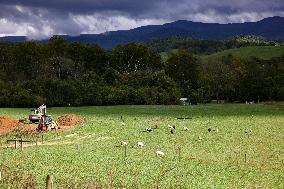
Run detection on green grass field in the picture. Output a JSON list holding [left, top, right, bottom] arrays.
[[202, 46, 284, 61], [160, 46, 284, 62], [0, 104, 284, 188]]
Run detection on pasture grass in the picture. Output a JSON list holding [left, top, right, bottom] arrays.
[[202, 46, 284, 61], [0, 104, 284, 188], [160, 46, 284, 62]]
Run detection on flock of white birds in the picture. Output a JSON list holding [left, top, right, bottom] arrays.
[[119, 122, 196, 158]]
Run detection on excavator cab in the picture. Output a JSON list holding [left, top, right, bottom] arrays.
[[29, 109, 41, 123]]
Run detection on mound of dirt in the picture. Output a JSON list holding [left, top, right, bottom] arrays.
[[0, 114, 84, 135], [0, 116, 21, 135], [57, 114, 85, 127]]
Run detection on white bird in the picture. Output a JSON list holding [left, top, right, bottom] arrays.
[[155, 150, 165, 158], [145, 128, 153, 132], [121, 141, 128, 146], [209, 128, 219, 133], [168, 124, 175, 130], [137, 142, 144, 148], [121, 122, 126, 126], [183, 126, 189, 131]]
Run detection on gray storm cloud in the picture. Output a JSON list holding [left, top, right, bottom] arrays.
[[0, 0, 283, 39]]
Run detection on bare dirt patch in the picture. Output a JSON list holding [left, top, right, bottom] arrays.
[[0, 116, 22, 135], [0, 114, 85, 135]]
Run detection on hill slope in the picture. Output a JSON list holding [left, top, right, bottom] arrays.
[[202, 46, 284, 61]]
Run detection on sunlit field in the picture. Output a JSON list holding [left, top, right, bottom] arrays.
[[0, 104, 283, 188]]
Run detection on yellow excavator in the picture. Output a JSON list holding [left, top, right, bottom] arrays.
[[29, 104, 58, 131]]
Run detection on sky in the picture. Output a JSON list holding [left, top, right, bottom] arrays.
[[0, 0, 283, 39]]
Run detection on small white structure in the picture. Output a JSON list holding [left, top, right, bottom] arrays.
[[180, 98, 189, 105]]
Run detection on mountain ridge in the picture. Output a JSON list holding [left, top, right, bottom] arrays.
[[0, 16, 283, 48]]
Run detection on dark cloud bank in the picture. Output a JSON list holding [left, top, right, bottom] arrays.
[[0, 0, 283, 39]]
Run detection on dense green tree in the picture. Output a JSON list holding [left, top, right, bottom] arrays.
[[103, 68, 121, 86], [0, 42, 15, 81], [239, 57, 265, 101], [47, 36, 68, 79], [83, 44, 109, 74], [111, 43, 162, 74], [13, 42, 48, 80], [165, 49, 198, 97], [199, 59, 229, 102], [67, 42, 86, 79], [225, 56, 245, 101], [80, 71, 104, 105]]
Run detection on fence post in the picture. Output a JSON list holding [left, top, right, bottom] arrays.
[[177, 146, 181, 161], [20, 137, 23, 151], [46, 174, 54, 189], [124, 145, 127, 160]]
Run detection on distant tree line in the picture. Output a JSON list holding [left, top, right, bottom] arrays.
[[0, 36, 283, 107], [144, 36, 279, 54]]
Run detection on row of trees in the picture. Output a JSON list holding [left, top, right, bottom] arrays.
[[0, 36, 283, 107], [199, 55, 284, 103], [144, 36, 278, 54]]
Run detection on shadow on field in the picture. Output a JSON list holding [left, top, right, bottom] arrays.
[[48, 104, 284, 118]]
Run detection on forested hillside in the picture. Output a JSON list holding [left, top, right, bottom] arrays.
[[0, 16, 283, 48], [0, 36, 283, 107]]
